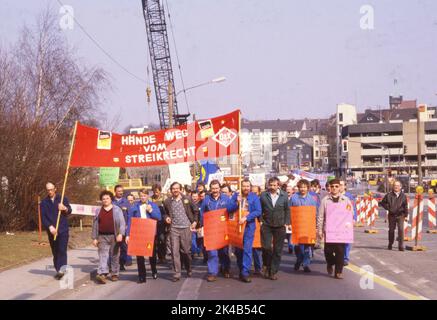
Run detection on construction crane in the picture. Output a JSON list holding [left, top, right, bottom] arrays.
[[141, 0, 190, 129]]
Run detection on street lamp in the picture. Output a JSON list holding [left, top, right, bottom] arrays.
[[176, 76, 226, 97]]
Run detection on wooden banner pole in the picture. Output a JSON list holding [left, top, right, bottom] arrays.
[[54, 121, 78, 241]]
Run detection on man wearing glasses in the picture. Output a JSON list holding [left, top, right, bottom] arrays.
[[40, 182, 72, 280], [317, 179, 353, 279]]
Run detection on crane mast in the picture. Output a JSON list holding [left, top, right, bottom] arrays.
[[141, 0, 189, 129]]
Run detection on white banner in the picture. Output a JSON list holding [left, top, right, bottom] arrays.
[[249, 173, 266, 187], [70, 204, 100, 216]]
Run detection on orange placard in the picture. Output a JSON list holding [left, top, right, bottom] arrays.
[[127, 218, 157, 257], [203, 208, 229, 250], [227, 211, 262, 249], [291, 206, 316, 245], [227, 219, 244, 248], [253, 220, 261, 248]]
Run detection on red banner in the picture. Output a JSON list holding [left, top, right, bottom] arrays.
[[70, 110, 240, 168], [127, 218, 157, 257]]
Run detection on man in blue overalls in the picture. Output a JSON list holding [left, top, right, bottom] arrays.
[[290, 179, 318, 272], [230, 179, 262, 283], [113, 185, 132, 270], [40, 182, 72, 280], [201, 179, 238, 282]]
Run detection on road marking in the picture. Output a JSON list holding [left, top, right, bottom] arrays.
[[176, 278, 202, 300], [346, 263, 429, 300], [391, 268, 404, 274]]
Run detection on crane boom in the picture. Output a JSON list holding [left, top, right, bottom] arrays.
[[141, 0, 188, 129]]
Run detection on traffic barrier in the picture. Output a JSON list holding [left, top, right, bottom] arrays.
[[365, 195, 378, 234], [404, 199, 411, 241], [355, 196, 364, 227], [406, 193, 427, 251], [427, 195, 437, 234], [410, 195, 424, 241]]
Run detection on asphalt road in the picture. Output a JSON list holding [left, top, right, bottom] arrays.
[[50, 221, 434, 300]]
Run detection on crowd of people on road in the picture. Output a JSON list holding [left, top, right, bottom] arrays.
[[40, 175, 409, 285]]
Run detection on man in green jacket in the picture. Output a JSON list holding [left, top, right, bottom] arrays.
[[260, 177, 291, 280]]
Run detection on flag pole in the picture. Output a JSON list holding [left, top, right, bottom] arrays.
[[54, 121, 78, 241], [238, 110, 242, 233]]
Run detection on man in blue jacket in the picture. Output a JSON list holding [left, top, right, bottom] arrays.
[[290, 179, 318, 272], [40, 182, 72, 280], [230, 179, 262, 283], [126, 189, 161, 283], [201, 179, 238, 282], [113, 185, 132, 270]]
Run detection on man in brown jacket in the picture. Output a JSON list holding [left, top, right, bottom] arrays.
[[163, 182, 199, 282]]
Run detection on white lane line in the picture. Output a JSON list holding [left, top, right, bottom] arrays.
[[176, 278, 203, 300]]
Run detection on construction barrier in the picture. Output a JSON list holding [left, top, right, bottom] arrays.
[[410, 194, 424, 241], [355, 196, 364, 227], [406, 193, 427, 251], [404, 199, 412, 241], [427, 194, 437, 234], [365, 195, 378, 234]]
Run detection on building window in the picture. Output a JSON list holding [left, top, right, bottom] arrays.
[[339, 113, 343, 122], [315, 150, 319, 158]]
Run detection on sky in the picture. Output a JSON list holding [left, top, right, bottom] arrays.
[[1, 0, 437, 131]]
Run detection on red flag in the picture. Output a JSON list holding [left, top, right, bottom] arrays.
[[70, 110, 240, 168]]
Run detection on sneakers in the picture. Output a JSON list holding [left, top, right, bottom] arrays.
[[206, 275, 217, 282], [110, 275, 119, 282], [303, 266, 311, 273], [96, 274, 107, 284], [335, 273, 344, 279], [327, 265, 334, 275], [54, 272, 65, 280]]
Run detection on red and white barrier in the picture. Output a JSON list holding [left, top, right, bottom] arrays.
[[410, 196, 424, 241], [428, 196, 436, 230]]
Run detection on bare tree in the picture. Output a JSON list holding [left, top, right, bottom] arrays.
[[0, 10, 109, 230]]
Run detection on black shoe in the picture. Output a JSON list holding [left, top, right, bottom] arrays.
[[288, 248, 293, 254], [152, 273, 158, 280], [239, 275, 252, 283], [303, 266, 311, 273], [388, 245, 393, 250], [399, 247, 405, 251], [344, 261, 349, 267], [119, 265, 126, 271], [294, 262, 300, 271], [54, 272, 65, 280], [137, 277, 146, 284]]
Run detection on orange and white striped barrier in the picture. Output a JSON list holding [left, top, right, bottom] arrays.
[[427, 195, 437, 234], [410, 195, 424, 241], [365, 195, 378, 234], [355, 196, 364, 227], [404, 199, 411, 241]]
